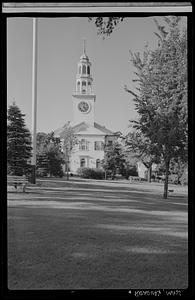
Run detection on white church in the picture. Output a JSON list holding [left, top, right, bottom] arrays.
[[54, 42, 116, 174]]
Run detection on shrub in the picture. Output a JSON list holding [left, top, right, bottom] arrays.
[[77, 167, 104, 179], [180, 171, 188, 186], [122, 165, 138, 180]]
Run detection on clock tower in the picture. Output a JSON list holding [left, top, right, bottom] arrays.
[[72, 40, 96, 126]]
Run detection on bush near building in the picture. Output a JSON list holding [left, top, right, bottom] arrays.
[[77, 167, 105, 179]]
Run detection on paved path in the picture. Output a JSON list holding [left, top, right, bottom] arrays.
[[8, 179, 188, 289]]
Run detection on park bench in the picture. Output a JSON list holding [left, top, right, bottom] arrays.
[[129, 176, 141, 183], [7, 175, 29, 192], [168, 189, 174, 194]]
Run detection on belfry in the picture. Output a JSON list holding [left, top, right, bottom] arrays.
[[55, 41, 116, 173], [72, 39, 96, 126]]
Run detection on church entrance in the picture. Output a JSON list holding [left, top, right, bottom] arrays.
[[80, 158, 86, 168]]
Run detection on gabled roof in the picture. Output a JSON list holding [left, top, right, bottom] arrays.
[[94, 122, 115, 135], [72, 122, 115, 136], [54, 121, 116, 138]]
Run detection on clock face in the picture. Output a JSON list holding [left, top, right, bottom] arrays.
[[78, 101, 90, 113]]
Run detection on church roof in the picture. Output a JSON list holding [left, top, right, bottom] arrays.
[[72, 122, 115, 136], [94, 122, 115, 135], [54, 122, 115, 138]]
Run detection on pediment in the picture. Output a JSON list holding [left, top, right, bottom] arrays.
[[54, 121, 115, 138], [73, 122, 106, 136]]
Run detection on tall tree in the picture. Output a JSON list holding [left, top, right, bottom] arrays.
[[102, 141, 126, 179], [7, 102, 32, 176], [58, 122, 78, 180], [90, 16, 187, 197], [126, 17, 187, 198]]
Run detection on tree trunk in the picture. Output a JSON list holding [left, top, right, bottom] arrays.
[[148, 166, 152, 183], [163, 160, 170, 198], [66, 162, 69, 181]]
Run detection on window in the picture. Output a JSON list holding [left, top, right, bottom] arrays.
[[87, 66, 90, 75], [80, 158, 85, 168], [79, 66, 81, 74], [94, 141, 104, 151], [81, 81, 86, 93], [82, 65, 86, 74], [77, 81, 80, 91], [79, 139, 89, 151], [96, 159, 101, 169]]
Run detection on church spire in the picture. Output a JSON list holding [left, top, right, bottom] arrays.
[[83, 38, 86, 55], [75, 40, 93, 95]]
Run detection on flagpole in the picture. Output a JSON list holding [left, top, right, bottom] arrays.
[[31, 17, 38, 184]]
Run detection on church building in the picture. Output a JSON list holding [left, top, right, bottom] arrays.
[[55, 42, 116, 174]]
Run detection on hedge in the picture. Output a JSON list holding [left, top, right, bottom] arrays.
[[77, 167, 105, 179]]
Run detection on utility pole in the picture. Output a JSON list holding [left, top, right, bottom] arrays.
[[31, 18, 38, 184]]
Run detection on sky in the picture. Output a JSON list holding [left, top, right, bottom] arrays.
[[7, 16, 186, 134]]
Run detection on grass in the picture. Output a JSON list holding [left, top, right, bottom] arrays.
[[7, 177, 188, 289]]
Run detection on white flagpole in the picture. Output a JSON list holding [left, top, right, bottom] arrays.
[[31, 18, 38, 183]]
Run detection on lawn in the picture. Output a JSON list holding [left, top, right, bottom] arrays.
[[7, 178, 188, 289]]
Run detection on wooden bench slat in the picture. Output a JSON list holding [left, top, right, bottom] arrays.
[[7, 175, 28, 192]]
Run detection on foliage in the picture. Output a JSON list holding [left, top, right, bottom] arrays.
[[7, 102, 32, 176], [36, 131, 64, 177], [125, 130, 160, 181], [36, 152, 48, 177], [59, 122, 78, 154], [88, 17, 124, 38], [46, 147, 64, 177], [125, 17, 187, 197], [77, 167, 105, 179], [102, 141, 126, 179], [121, 165, 138, 180], [57, 122, 78, 180], [169, 157, 188, 185]]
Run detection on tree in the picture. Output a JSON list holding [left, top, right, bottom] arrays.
[[102, 141, 126, 179], [90, 16, 187, 197], [125, 17, 187, 198], [125, 130, 160, 182], [58, 122, 78, 180], [7, 102, 32, 176], [36, 131, 64, 177]]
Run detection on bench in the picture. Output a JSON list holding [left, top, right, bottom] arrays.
[[129, 176, 141, 183], [7, 175, 29, 192], [168, 189, 174, 194]]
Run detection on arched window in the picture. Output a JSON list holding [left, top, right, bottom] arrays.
[[96, 159, 101, 169], [82, 81, 86, 93], [87, 66, 90, 75], [83, 65, 86, 74], [80, 158, 85, 168]]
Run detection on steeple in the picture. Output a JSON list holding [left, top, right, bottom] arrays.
[[83, 38, 86, 55], [75, 40, 93, 95]]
